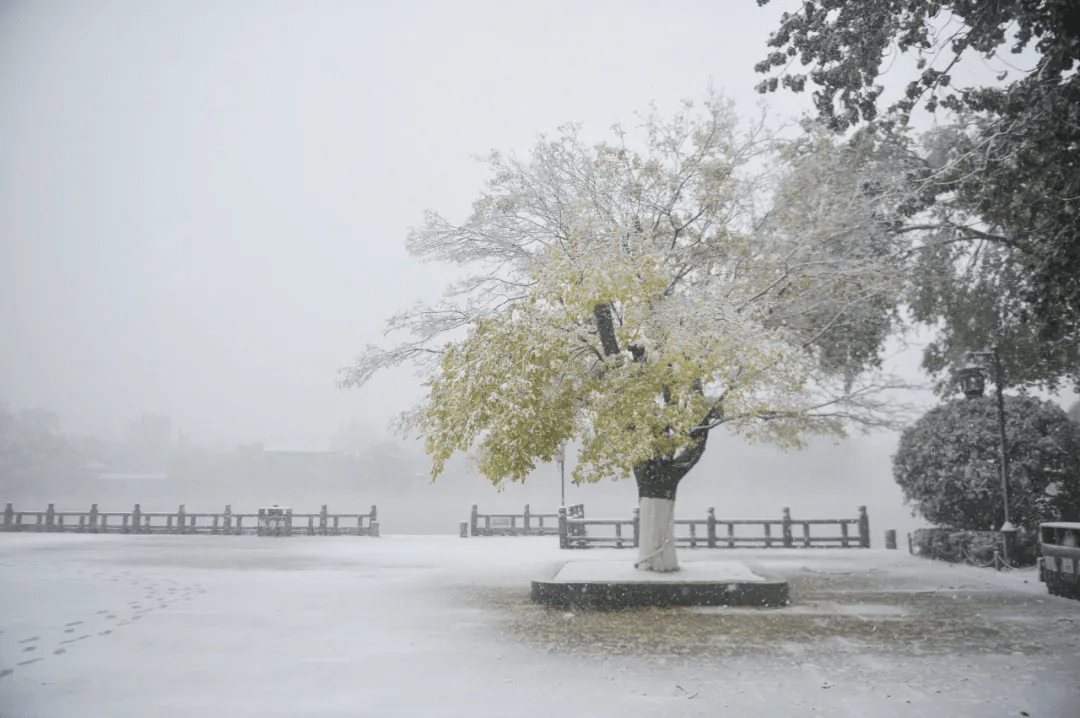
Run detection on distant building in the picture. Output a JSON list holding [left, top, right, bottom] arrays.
[[236, 442, 344, 476], [96, 473, 170, 481]]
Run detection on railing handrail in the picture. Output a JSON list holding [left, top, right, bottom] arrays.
[[476, 512, 558, 519], [467, 503, 579, 537], [558, 505, 870, 549], [563, 518, 632, 526], [0, 502, 379, 537]]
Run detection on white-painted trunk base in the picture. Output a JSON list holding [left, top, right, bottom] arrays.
[[635, 497, 679, 572]]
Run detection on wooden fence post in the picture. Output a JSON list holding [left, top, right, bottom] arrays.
[[132, 504, 142, 534], [89, 504, 99, 533], [470, 505, 478, 537], [572, 504, 585, 538], [177, 505, 186, 535], [223, 505, 232, 534], [3, 503, 13, 530], [884, 529, 897, 550], [369, 519, 379, 537], [858, 506, 870, 548], [840, 521, 850, 547], [459, 521, 468, 538], [45, 503, 56, 531], [782, 506, 793, 548], [320, 505, 328, 535], [523, 504, 531, 534], [707, 507, 717, 548], [558, 507, 568, 549], [763, 521, 772, 547]]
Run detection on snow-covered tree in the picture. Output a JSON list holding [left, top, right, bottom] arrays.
[[893, 395, 1080, 530], [766, 120, 1080, 394], [122, 413, 174, 473], [341, 97, 908, 571], [756, 0, 1080, 391], [0, 402, 78, 499]]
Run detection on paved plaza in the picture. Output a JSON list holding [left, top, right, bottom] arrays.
[[1, 534, 1078, 717]]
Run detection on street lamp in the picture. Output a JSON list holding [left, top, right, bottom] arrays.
[[955, 364, 987, 399], [956, 347, 1015, 565]]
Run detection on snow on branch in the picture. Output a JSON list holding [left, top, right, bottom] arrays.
[[342, 94, 912, 486]]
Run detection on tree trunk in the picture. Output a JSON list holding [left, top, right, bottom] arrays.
[[634, 456, 690, 572], [591, 302, 715, 572], [637, 495, 679, 571]]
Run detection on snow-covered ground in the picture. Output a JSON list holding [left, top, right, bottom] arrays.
[[1, 534, 1078, 718]]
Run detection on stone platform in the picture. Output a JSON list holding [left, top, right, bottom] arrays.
[[530, 559, 789, 609]]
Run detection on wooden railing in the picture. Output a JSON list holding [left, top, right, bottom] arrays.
[[0, 503, 379, 537], [558, 506, 871, 549], [466, 504, 584, 537]]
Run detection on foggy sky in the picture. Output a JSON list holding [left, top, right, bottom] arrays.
[[0, 0, 823, 444], [2, 2, 1076, 540]]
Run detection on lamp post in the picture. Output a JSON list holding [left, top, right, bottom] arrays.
[[956, 346, 1015, 565], [556, 441, 566, 507]]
